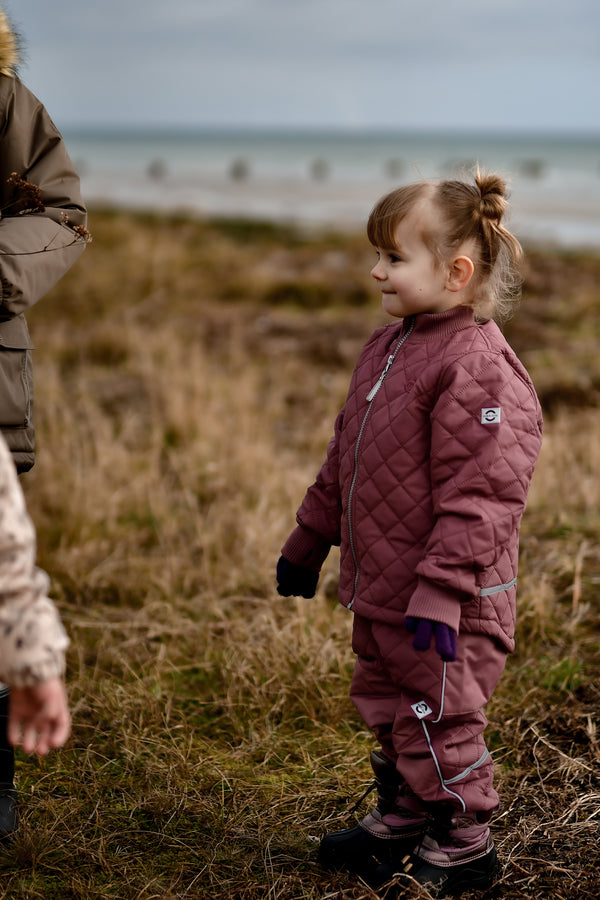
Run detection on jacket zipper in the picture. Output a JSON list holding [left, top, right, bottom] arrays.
[[346, 317, 415, 609]]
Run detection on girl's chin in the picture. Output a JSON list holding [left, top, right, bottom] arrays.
[[381, 294, 404, 317]]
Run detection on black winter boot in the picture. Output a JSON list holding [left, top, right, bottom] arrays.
[[318, 751, 426, 877], [373, 809, 497, 897], [0, 689, 17, 841]]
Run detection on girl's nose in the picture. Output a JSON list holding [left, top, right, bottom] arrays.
[[371, 261, 385, 281]]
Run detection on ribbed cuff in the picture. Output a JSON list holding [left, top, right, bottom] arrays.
[[281, 524, 331, 572], [405, 577, 462, 634]]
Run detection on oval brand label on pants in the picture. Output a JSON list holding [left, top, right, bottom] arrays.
[[411, 700, 433, 719]]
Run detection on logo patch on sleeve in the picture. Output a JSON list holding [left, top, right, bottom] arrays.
[[481, 407, 501, 424]]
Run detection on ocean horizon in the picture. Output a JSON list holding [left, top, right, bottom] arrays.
[[63, 126, 600, 248]]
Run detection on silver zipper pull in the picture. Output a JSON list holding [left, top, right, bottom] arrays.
[[366, 354, 394, 402]]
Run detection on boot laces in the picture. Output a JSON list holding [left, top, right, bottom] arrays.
[[348, 778, 378, 815]]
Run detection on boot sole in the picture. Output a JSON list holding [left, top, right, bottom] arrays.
[[376, 848, 497, 897]]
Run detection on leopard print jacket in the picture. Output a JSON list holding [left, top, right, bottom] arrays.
[[0, 436, 68, 688]]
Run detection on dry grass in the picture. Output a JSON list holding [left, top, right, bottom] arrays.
[[1, 209, 599, 898]]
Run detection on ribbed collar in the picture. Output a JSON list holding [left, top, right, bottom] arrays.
[[400, 305, 480, 340]]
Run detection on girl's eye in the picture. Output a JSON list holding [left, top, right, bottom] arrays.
[[389, 253, 403, 263]]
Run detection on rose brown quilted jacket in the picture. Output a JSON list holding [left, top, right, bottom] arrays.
[[284, 305, 543, 653]]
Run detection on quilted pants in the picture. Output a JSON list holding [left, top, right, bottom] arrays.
[[350, 613, 508, 817]]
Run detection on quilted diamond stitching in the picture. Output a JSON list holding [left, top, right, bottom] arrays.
[[297, 312, 542, 651]]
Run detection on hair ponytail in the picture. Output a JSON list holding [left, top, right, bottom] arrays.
[[476, 170, 508, 222], [433, 168, 523, 320], [474, 168, 522, 270]]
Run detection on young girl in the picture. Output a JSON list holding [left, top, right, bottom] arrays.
[[0, 432, 71, 836], [276, 171, 542, 896]]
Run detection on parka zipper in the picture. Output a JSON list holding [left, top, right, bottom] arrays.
[[346, 317, 415, 610]]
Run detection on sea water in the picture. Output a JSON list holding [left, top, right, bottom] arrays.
[[63, 127, 600, 247]]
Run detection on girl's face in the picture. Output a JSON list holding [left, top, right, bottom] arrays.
[[370, 208, 463, 319]]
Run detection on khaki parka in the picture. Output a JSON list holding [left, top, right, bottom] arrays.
[[0, 8, 87, 471]]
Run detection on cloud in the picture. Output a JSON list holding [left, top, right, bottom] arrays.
[[5, 0, 600, 131]]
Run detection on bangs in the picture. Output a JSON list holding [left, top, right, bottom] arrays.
[[366, 183, 429, 248]]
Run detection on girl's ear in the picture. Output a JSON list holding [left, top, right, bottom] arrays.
[[446, 255, 475, 292]]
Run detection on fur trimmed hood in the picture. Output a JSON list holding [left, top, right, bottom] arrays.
[[0, 5, 18, 77]]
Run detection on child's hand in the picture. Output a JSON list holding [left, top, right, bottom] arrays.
[[405, 617, 457, 662], [8, 677, 71, 756], [276, 556, 319, 598]]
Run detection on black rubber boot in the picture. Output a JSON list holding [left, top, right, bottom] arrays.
[[373, 811, 497, 897], [0, 689, 17, 842], [318, 751, 426, 877]]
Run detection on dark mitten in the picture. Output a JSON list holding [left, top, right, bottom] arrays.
[[405, 616, 457, 662], [276, 556, 319, 599]]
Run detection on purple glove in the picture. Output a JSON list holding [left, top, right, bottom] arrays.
[[405, 616, 457, 662], [276, 556, 319, 599]]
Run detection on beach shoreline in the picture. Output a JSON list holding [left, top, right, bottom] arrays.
[[82, 170, 600, 249], [65, 126, 600, 249]]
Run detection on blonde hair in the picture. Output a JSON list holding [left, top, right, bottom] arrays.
[[367, 169, 523, 321]]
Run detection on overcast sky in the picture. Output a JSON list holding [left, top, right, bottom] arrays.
[[4, 0, 600, 133]]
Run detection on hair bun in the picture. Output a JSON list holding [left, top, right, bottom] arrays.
[[475, 170, 508, 223]]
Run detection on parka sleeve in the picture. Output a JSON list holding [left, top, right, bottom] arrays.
[[405, 350, 543, 633], [294, 407, 344, 547], [282, 325, 390, 567], [0, 436, 69, 687], [0, 76, 87, 315]]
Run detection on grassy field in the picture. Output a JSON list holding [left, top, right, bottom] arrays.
[[1, 209, 599, 898]]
